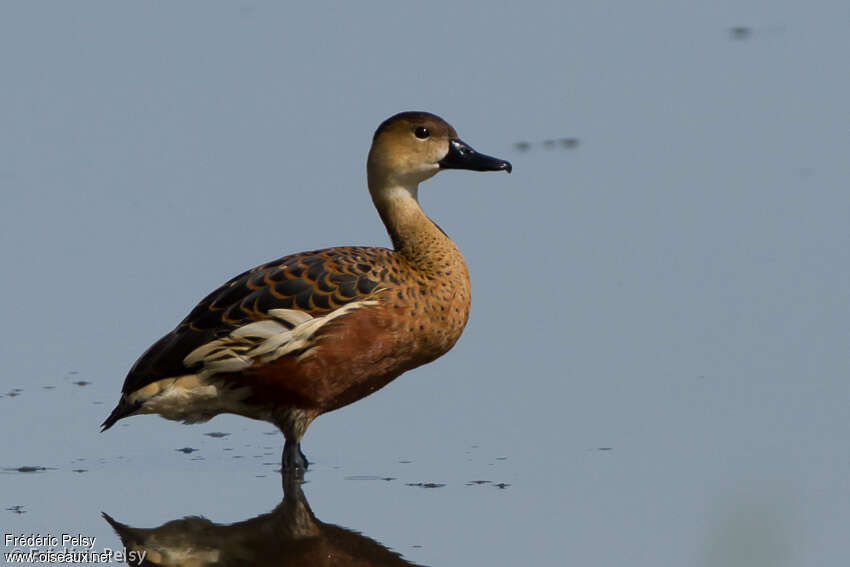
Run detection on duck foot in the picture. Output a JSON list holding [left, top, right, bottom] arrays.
[[282, 440, 309, 472]]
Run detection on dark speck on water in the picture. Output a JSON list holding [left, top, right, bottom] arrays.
[[72, 469, 87, 473], [405, 482, 445, 489], [204, 432, 230, 438], [263, 430, 277, 435], [6, 466, 48, 473], [496, 456, 508, 460], [73, 380, 90, 386], [494, 483, 511, 489], [597, 447, 613, 451], [42, 385, 56, 390], [729, 26, 752, 40], [514, 139, 579, 152], [176, 447, 197, 454], [398, 460, 412, 464], [6, 505, 25, 514]]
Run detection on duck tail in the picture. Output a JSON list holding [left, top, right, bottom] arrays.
[[101, 397, 141, 431]]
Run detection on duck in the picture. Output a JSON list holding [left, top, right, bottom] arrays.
[[101, 111, 511, 472]]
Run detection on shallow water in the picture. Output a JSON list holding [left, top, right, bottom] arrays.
[[4, 368, 850, 565], [3, 1, 850, 565]]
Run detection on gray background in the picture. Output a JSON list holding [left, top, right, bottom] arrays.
[[2, 1, 848, 565]]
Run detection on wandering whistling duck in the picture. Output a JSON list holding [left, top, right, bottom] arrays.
[[102, 112, 512, 471]]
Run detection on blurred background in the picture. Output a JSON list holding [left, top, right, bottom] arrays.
[[1, 1, 848, 565]]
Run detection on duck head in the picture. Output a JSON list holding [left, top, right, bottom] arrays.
[[367, 111, 511, 201]]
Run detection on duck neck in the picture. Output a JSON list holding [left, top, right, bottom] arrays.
[[368, 180, 457, 268]]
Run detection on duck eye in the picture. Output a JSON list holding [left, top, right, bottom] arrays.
[[414, 126, 430, 139]]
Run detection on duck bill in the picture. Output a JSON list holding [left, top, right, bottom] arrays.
[[439, 138, 512, 173]]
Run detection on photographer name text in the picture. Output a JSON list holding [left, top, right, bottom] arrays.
[[5, 533, 96, 549]]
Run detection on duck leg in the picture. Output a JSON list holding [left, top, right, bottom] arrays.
[[282, 440, 309, 472]]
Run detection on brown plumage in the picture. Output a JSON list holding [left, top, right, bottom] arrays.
[[102, 111, 511, 471]]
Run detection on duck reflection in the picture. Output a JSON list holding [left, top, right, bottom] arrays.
[[103, 474, 423, 566]]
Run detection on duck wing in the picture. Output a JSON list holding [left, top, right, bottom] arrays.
[[119, 246, 387, 397]]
